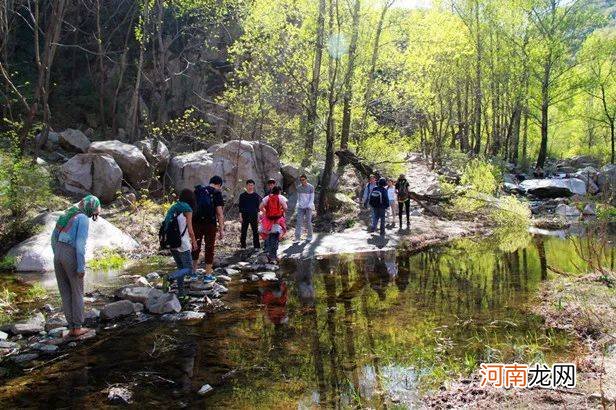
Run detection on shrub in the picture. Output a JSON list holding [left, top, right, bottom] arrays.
[[460, 158, 501, 195], [88, 248, 127, 270]]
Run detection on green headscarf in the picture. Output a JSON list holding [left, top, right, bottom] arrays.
[[56, 195, 101, 229]]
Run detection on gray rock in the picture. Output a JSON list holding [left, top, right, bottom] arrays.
[[0, 341, 19, 349], [88, 140, 151, 187], [12, 353, 39, 364], [135, 139, 170, 174], [59, 128, 91, 153], [582, 203, 597, 216], [262, 264, 280, 272], [224, 268, 240, 276], [146, 272, 160, 281], [261, 272, 278, 281], [84, 308, 100, 321], [48, 327, 69, 338], [520, 178, 586, 198], [42, 304, 55, 313], [101, 300, 136, 320], [198, 384, 214, 396], [36, 344, 59, 354], [8, 212, 138, 272], [249, 274, 259, 282], [45, 315, 68, 331], [60, 153, 123, 204], [133, 303, 144, 313], [217, 275, 231, 283], [0, 330, 7, 340], [213, 284, 228, 294], [145, 293, 181, 314], [190, 281, 214, 291], [10, 312, 45, 335], [555, 204, 581, 218], [115, 286, 162, 304], [108, 386, 133, 404], [161, 311, 205, 322], [134, 276, 150, 287], [598, 164, 616, 194]]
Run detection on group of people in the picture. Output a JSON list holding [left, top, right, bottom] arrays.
[[361, 174, 412, 236], [160, 175, 316, 297]]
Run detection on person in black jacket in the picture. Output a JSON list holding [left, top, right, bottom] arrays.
[[369, 178, 390, 237], [239, 179, 262, 249]]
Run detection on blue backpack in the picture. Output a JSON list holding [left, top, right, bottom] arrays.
[[194, 185, 215, 223]]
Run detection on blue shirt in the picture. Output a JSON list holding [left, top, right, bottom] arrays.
[[51, 213, 90, 272]]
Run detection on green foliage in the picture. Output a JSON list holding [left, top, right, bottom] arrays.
[[23, 283, 47, 301], [596, 203, 616, 221], [0, 256, 17, 271], [460, 158, 501, 195], [146, 109, 213, 151], [357, 134, 410, 176], [88, 248, 127, 270]]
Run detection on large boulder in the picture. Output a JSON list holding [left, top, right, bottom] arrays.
[[101, 300, 137, 320], [60, 153, 122, 203], [520, 178, 586, 198], [88, 140, 150, 187], [59, 129, 91, 153], [168, 140, 283, 197], [556, 155, 600, 171], [7, 211, 139, 272], [168, 150, 216, 192], [135, 139, 170, 174], [281, 164, 301, 194]]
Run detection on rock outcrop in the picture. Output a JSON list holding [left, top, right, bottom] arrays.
[[168, 140, 283, 196], [88, 140, 150, 187], [60, 153, 122, 203], [7, 212, 139, 272]]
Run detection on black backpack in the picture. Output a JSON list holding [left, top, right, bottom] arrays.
[[369, 188, 386, 208], [194, 185, 215, 223], [159, 212, 187, 250]]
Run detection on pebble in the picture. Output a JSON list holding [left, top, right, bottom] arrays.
[[42, 304, 55, 313], [0, 331, 8, 340], [83, 297, 97, 303], [68, 342, 77, 347], [84, 308, 100, 320], [108, 386, 133, 404], [146, 272, 160, 281], [198, 384, 214, 396], [12, 353, 39, 364], [213, 284, 228, 294], [48, 327, 69, 338], [261, 272, 278, 281], [0, 341, 19, 349], [134, 276, 150, 287], [133, 303, 144, 313], [250, 274, 259, 282], [37, 344, 59, 354], [217, 275, 232, 283]]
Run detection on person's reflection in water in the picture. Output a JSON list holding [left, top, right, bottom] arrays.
[[368, 252, 390, 301], [177, 342, 197, 394], [295, 258, 316, 309], [261, 279, 288, 326], [396, 253, 410, 292]]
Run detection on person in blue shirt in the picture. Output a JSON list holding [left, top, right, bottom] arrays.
[[368, 178, 390, 237], [51, 195, 100, 339]]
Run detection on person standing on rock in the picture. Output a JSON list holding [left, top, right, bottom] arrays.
[[369, 178, 389, 236], [387, 178, 397, 227], [260, 185, 288, 263], [395, 174, 411, 229], [294, 174, 315, 242], [193, 176, 225, 277], [239, 179, 262, 250], [163, 189, 198, 297], [361, 174, 378, 208], [51, 195, 101, 338]]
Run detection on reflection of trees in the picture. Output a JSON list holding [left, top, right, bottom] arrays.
[[322, 258, 341, 405], [339, 257, 360, 398], [534, 236, 548, 281]]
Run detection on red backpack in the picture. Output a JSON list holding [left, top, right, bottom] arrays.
[[265, 194, 284, 220]]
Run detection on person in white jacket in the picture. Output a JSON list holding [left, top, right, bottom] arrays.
[[295, 174, 315, 242]]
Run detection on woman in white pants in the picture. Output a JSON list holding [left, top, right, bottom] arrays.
[[387, 178, 397, 227]]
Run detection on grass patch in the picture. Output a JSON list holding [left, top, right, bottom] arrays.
[[88, 248, 127, 270]]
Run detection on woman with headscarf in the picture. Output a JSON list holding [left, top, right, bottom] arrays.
[[51, 195, 101, 338]]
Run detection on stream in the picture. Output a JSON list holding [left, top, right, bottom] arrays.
[[0, 229, 615, 408]]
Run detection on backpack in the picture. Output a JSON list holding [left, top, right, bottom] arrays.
[[265, 194, 284, 220], [158, 212, 187, 250], [369, 188, 386, 208], [397, 180, 410, 201], [194, 185, 215, 223]]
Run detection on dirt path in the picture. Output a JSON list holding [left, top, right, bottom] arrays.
[[280, 153, 481, 259]]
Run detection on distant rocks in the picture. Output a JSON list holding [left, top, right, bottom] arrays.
[[519, 178, 586, 198], [60, 153, 122, 204], [89, 140, 151, 188], [59, 128, 91, 153]]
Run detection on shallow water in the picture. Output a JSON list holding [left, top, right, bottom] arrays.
[[0, 231, 615, 409]]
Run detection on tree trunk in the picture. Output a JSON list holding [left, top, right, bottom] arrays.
[[339, 0, 360, 150], [303, 0, 326, 165], [473, 0, 482, 155], [95, 0, 106, 133], [536, 62, 550, 169]]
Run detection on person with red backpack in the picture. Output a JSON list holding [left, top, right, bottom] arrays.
[[259, 185, 288, 263]]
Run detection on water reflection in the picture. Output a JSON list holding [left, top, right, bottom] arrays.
[[1, 233, 614, 408]]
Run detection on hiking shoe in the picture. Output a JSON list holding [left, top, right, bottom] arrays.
[[202, 274, 216, 283]]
